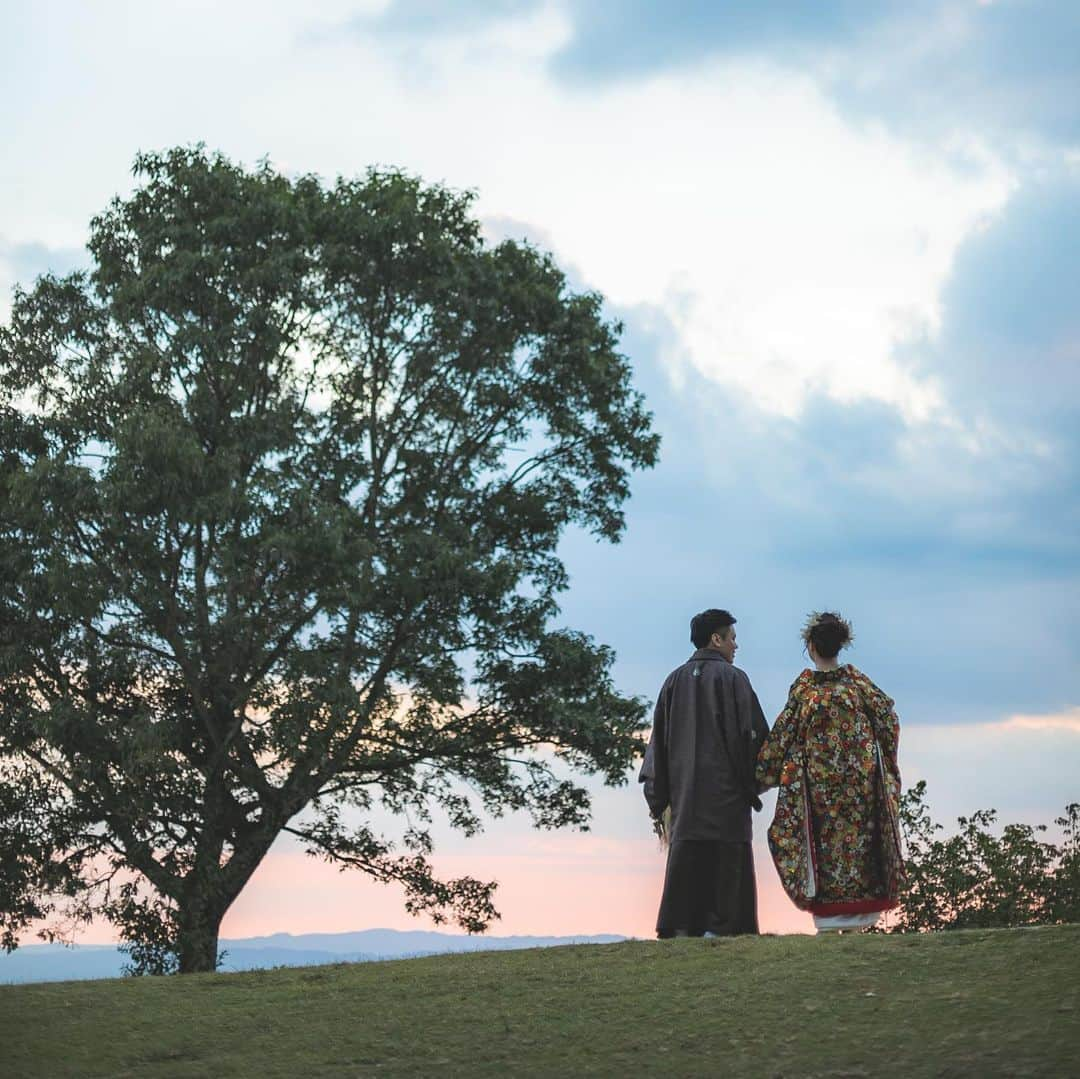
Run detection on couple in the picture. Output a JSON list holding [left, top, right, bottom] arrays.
[[639, 608, 904, 936]]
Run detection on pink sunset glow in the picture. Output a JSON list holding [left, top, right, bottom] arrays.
[[218, 837, 813, 941], [44, 834, 811, 947]]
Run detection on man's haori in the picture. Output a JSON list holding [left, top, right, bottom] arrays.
[[639, 648, 769, 937]]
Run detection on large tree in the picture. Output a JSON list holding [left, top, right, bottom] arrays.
[[0, 148, 659, 973]]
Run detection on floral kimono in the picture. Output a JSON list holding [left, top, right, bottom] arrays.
[[755, 665, 904, 916]]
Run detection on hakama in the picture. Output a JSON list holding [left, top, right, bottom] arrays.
[[656, 840, 758, 937]]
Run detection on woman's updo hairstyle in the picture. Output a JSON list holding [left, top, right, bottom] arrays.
[[801, 611, 854, 660]]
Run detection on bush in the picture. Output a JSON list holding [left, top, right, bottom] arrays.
[[884, 781, 1080, 932]]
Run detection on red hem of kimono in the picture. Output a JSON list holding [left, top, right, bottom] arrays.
[[806, 898, 899, 916]]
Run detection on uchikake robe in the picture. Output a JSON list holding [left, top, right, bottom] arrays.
[[755, 665, 905, 918], [639, 649, 769, 935]]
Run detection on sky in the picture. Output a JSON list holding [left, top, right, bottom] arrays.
[[2, 0, 1078, 942]]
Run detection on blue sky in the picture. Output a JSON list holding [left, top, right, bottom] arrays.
[[2, 0, 1077, 938]]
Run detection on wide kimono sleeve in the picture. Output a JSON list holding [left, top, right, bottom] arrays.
[[851, 670, 901, 775], [638, 677, 672, 819], [734, 669, 770, 745], [755, 679, 803, 792], [728, 668, 770, 811], [850, 668, 906, 896]]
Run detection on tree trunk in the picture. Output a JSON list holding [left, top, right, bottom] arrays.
[[176, 898, 223, 974], [173, 828, 278, 973]]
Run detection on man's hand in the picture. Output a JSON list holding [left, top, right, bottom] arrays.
[[651, 807, 671, 847]]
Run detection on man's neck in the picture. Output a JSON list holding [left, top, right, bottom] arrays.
[[703, 645, 732, 662]]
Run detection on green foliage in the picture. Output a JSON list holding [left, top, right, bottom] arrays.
[[1048, 802, 1080, 923], [888, 780, 1080, 932], [0, 146, 660, 971], [0, 762, 89, 951]]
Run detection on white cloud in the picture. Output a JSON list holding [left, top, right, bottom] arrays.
[[346, 12, 1015, 420], [1, 2, 1013, 423], [898, 710, 1080, 827], [996, 707, 1080, 733], [480, 65, 1013, 421]]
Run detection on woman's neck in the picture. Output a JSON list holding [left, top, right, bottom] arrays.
[[814, 659, 840, 672]]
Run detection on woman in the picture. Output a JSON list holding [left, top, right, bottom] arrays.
[[756, 612, 904, 932]]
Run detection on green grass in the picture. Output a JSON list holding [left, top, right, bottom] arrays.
[[2, 925, 1078, 1077]]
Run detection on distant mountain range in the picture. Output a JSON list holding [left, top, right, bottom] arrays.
[[0, 929, 627, 984]]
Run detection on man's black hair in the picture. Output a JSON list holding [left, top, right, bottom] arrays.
[[690, 609, 736, 649]]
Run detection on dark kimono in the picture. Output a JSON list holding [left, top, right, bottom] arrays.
[[639, 649, 769, 936], [755, 665, 904, 917]]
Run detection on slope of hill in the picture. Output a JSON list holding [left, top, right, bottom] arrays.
[[0, 929, 626, 984], [2, 925, 1077, 1077]]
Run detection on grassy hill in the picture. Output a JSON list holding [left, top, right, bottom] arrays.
[[2, 924, 1078, 1077]]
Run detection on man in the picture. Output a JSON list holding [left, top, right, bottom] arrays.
[[639, 609, 769, 937]]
